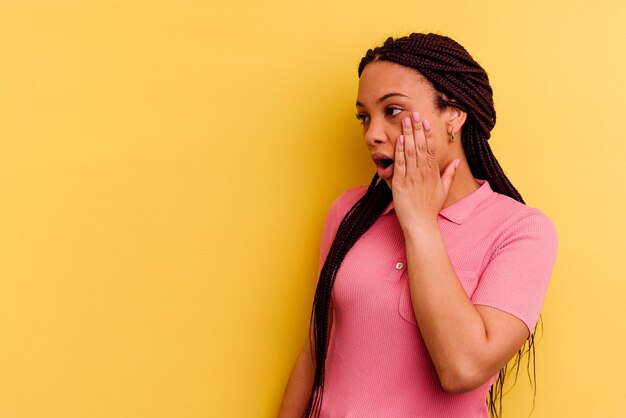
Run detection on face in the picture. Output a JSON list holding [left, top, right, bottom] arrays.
[[356, 60, 462, 185]]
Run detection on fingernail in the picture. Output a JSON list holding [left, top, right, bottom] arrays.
[[403, 118, 411, 128], [412, 112, 420, 122], [399, 135, 404, 144], [455, 159, 461, 168], [423, 119, 431, 130]]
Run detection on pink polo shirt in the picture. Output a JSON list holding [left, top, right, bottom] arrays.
[[317, 180, 558, 418]]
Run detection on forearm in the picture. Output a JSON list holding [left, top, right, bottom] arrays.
[[278, 341, 314, 418], [404, 220, 503, 392]]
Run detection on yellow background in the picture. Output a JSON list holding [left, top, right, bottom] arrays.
[[1, 1, 624, 417]]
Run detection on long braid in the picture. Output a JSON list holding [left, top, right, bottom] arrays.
[[304, 175, 392, 417], [305, 33, 534, 417]]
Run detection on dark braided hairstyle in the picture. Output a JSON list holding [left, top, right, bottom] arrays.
[[304, 33, 535, 418]]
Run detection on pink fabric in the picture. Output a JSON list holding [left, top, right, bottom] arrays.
[[317, 180, 558, 418]]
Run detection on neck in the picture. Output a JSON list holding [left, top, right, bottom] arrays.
[[443, 161, 480, 208]]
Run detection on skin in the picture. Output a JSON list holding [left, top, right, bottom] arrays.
[[278, 60, 529, 417]]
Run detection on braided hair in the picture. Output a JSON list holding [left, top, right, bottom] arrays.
[[304, 33, 534, 418]]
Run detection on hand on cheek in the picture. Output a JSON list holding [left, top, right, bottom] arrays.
[[392, 112, 460, 230]]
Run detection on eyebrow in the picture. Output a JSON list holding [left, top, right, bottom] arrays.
[[356, 92, 410, 107]]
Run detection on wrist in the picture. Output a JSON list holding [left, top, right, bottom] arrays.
[[401, 217, 441, 240]]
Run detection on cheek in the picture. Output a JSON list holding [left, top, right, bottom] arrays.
[[392, 115, 409, 140], [435, 137, 457, 172], [428, 130, 451, 162], [390, 134, 398, 150], [388, 120, 403, 140]]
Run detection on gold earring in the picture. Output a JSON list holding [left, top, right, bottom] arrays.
[[450, 130, 455, 143]]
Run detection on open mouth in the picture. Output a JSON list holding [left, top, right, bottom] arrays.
[[372, 154, 395, 178], [380, 158, 393, 169], [376, 158, 394, 169]]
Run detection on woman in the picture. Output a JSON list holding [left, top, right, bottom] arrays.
[[279, 33, 558, 418]]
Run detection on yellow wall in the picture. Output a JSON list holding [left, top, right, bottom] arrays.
[[0, 1, 624, 417]]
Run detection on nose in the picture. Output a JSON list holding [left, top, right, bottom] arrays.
[[363, 117, 387, 148]]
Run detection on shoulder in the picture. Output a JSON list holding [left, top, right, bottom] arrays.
[[326, 185, 369, 221], [491, 193, 557, 234], [483, 193, 558, 253], [318, 185, 369, 265]]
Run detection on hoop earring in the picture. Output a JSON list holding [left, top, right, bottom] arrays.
[[450, 130, 455, 143]]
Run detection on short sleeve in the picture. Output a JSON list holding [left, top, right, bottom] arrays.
[[471, 208, 558, 334]]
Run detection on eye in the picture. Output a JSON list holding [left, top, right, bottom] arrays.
[[384, 106, 403, 117], [355, 113, 370, 125]]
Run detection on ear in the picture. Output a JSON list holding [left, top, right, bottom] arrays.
[[447, 107, 467, 135]]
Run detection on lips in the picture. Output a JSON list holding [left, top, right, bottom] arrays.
[[372, 153, 394, 168], [372, 153, 395, 179]]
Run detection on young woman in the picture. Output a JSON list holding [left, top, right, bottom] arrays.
[[279, 33, 558, 418]]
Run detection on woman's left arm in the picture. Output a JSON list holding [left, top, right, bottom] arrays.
[[393, 113, 533, 393], [404, 221, 529, 393]]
